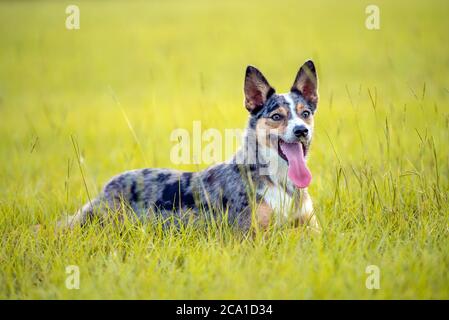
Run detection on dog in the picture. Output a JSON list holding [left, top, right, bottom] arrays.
[[60, 60, 320, 232]]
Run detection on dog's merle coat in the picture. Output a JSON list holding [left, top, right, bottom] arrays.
[[71, 140, 266, 230], [63, 61, 320, 231]]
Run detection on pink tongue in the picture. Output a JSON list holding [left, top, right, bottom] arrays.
[[280, 143, 312, 188]]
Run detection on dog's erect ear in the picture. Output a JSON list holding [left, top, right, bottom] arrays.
[[244, 66, 275, 114], [291, 60, 318, 108]]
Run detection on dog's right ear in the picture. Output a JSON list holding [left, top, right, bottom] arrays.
[[244, 66, 275, 114]]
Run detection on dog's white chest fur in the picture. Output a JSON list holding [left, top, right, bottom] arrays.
[[263, 185, 294, 223], [262, 182, 314, 225]]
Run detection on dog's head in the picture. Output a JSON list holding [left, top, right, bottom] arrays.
[[244, 60, 318, 188]]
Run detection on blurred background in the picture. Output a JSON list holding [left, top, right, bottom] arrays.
[[0, 0, 448, 299], [1, 1, 448, 187]]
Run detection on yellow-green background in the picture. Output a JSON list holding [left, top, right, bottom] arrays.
[[0, 0, 448, 299]]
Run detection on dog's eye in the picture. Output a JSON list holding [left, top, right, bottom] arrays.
[[301, 110, 311, 119], [270, 114, 283, 121]]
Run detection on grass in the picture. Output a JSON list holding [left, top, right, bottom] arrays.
[[0, 0, 448, 299]]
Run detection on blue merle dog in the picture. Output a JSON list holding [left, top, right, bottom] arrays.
[[61, 60, 320, 232]]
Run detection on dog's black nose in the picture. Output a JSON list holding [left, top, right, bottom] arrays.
[[293, 125, 308, 138]]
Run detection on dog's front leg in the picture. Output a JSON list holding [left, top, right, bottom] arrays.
[[295, 190, 321, 232]]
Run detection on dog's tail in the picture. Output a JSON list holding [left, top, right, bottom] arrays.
[[32, 197, 103, 234], [57, 198, 103, 231]]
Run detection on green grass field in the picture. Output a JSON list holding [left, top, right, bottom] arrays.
[[0, 0, 448, 299]]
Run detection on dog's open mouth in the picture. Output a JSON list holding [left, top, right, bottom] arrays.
[[277, 139, 312, 189], [278, 140, 307, 163]]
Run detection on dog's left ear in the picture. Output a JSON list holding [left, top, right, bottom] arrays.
[[291, 60, 318, 109]]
